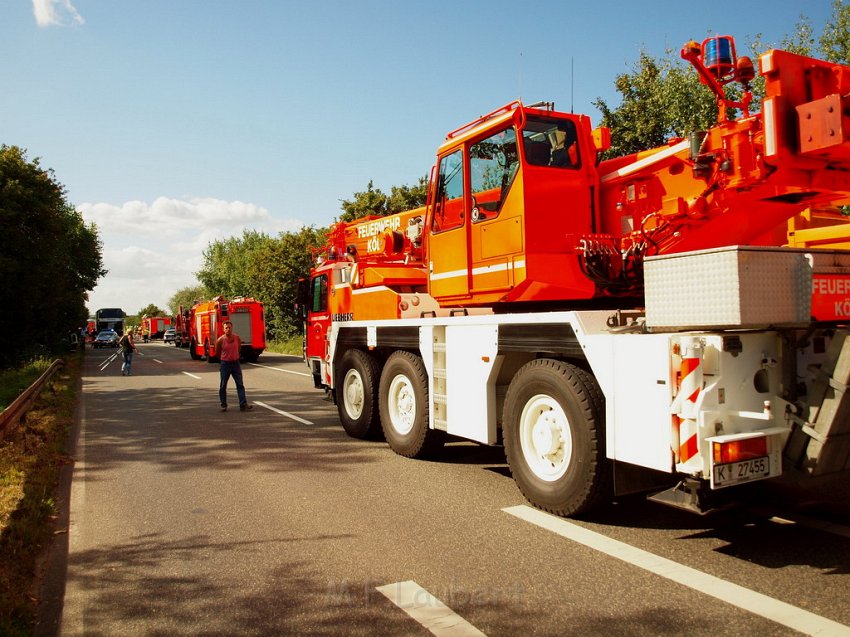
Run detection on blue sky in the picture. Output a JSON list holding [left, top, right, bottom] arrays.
[[1, 0, 837, 315]]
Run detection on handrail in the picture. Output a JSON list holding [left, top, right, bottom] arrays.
[[445, 101, 522, 140], [0, 359, 64, 440]]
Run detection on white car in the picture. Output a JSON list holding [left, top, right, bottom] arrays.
[[163, 328, 177, 344]]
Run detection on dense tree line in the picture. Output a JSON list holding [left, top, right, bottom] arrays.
[[0, 146, 105, 368]]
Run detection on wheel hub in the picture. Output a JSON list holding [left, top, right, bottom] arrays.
[[389, 375, 416, 434], [344, 371, 364, 418], [532, 411, 562, 457], [520, 394, 572, 481]]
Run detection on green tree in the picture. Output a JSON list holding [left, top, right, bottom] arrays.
[[0, 145, 105, 367], [168, 285, 208, 315], [593, 46, 727, 159], [137, 304, 165, 317], [339, 176, 428, 222], [820, 0, 850, 63], [196, 230, 275, 298], [249, 226, 327, 339], [386, 176, 428, 213], [339, 180, 388, 222]]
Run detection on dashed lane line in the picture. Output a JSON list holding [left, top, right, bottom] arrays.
[[176, 377, 313, 424], [254, 401, 313, 424], [247, 362, 310, 377], [376, 580, 487, 637], [504, 505, 850, 637]]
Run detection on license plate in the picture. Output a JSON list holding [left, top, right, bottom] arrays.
[[712, 456, 770, 488]]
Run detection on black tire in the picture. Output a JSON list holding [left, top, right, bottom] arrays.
[[379, 350, 445, 458], [336, 349, 382, 439], [190, 339, 201, 360], [503, 358, 610, 517]]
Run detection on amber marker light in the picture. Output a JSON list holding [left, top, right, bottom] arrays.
[[713, 436, 767, 464]]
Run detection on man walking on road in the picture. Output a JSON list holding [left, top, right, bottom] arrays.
[[215, 320, 252, 412]]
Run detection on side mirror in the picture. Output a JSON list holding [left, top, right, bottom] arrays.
[[592, 127, 611, 154]]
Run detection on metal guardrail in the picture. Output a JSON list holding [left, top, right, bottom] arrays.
[[0, 359, 64, 440]]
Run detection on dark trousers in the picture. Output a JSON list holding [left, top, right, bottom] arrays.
[[219, 360, 247, 407]]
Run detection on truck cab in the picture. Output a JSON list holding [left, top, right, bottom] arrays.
[[425, 101, 607, 306]]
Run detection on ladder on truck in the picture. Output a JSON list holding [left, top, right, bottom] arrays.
[[785, 330, 850, 476]]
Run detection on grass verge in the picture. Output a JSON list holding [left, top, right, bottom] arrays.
[[0, 354, 78, 636], [265, 335, 304, 357], [0, 359, 52, 412]]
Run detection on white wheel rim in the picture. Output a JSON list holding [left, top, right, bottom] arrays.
[[342, 368, 364, 419], [387, 374, 416, 435], [519, 394, 572, 481]]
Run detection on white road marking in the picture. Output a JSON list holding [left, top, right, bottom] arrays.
[[153, 359, 163, 364], [98, 353, 118, 371], [504, 505, 850, 637], [182, 372, 202, 380], [247, 362, 310, 377], [376, 580, 487, 637], [254, 401, 313, 424]]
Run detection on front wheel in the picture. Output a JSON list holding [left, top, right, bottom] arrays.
[[336, 349, 381, 439], [503, 359, 609, 517], [379, 351, 445, 458], [190, 339, 201, 360]]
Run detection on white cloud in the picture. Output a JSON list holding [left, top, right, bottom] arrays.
[[32, 0, 84, 27], [80, 197, 277, 238], [79, 197, 306, 316]]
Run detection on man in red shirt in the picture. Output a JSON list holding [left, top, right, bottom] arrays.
[[215, 320, 252, 412]]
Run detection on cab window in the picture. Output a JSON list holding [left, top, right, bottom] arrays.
[[522, 118, 580, 169], [470, 126, 518, 219], [310, 274, 328, 312], [431, 149, 465, 232]]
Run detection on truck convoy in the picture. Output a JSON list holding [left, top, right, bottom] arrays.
[[186, 296, 266, 363], [300, 35, 850, 517]]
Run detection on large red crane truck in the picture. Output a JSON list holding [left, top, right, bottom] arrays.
[[299, 36, 850, 516], [188, 296, 266, 363]]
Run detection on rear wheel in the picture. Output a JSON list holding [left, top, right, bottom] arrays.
[[189, 339, 201, 360], [205, 340, 217, 363], [336, 349, 381, 439], [379, 351, 445, 458], [503, 359, 609, 517]]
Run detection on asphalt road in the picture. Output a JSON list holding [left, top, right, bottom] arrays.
[[45, 341, 850, 636]]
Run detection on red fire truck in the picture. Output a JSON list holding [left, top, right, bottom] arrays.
[[173, 305, 192, 348], [141, 316, 172, 341], [188, 296, 266, 363]]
